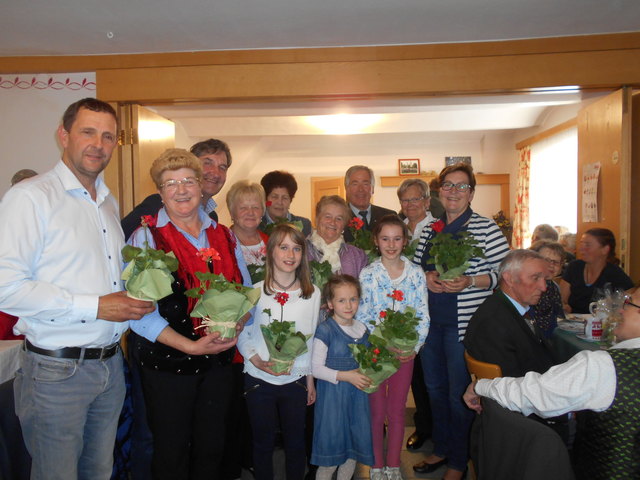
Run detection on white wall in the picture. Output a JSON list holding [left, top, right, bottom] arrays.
[[0, 73, 97, 199]]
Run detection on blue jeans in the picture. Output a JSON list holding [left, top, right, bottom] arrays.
[[14, 348, 125, 480], [421, 323, 473, 472]]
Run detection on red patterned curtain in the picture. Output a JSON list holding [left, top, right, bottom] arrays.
[[512, 146, 531, 248]]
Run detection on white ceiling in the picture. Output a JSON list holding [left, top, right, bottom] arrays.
[[2, 1, 631, 144], [1, 0, 639, 56]]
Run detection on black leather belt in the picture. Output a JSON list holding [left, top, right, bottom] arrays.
[[25, 340, 119, 360]]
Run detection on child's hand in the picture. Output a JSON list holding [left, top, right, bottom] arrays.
[[337, 369, 371, 390], [249, 354, 285, 376]]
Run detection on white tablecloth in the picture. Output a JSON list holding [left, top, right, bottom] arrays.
[[0, 340, 22, 384]]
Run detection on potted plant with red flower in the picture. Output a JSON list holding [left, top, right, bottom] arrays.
[[427, 220, 484, 280], [185, 247, 261, 339], [348, 335, 399, 393], [370, 290, 421, 356], [121, 215, 179, 302], [346, 217, 377, 262], [260, 292, 311, 373]]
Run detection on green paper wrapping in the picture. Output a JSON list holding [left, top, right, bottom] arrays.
[[260, 324, 311, 374], [191, 286, 261, 339], [359, 361, 399, 393], [122, 261, 175, 302], [370, 325, 419, 357]]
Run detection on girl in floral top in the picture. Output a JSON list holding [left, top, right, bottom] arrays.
[[356, 215, 430, 480]]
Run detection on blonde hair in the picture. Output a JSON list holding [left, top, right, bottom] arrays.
[[150, 148, 203, 189], [226, 180, 266, 218]]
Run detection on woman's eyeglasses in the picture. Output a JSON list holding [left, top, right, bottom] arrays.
[[160, 177, 200, 191], [441, 181, 471, 192]]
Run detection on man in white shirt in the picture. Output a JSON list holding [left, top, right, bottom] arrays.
[[0, 98, 155, 480], [464, 288, 640, 479]]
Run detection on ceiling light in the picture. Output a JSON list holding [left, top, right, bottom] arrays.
[[304, 113, 383, 135]]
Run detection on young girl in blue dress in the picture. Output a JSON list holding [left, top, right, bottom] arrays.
[[311, 274, 374, 480], [357, 215, 430, 480]]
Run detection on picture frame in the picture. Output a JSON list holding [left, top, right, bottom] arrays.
[[398, 158, 420, 176]]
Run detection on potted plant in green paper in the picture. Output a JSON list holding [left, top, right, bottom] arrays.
[[185, 248, 261, 339], [348, 335, 399, 393], [260, 292, 311, 374], [369, 289, 421, 356], [121, 215, 179, 302], [427, 220, 484, 280]]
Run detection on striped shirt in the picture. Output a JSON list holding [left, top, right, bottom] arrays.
[[412, 211, 510, 340]]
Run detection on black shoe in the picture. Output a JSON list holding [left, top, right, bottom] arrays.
[[406, 431, 427, 450], [413, 458, 447, 474]]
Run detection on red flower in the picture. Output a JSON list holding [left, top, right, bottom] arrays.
[[275, 292, 289, 306], [141, 215, 156, 228], [388, 290, 404, 302], [432, 220, 445, 233], [265, 201, 272, 207], [379, 311, 387, 318], [373, 348, 380, 355], [197, 247, 221, 262], [348, 217, 365, 230], [372, 357, 378, 363]]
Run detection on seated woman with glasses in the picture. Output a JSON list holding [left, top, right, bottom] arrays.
[[529, 240, 566, 338], [397, 178, 436, 241]]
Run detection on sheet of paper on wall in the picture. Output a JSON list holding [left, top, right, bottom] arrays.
[[582, 162, 601, 223]]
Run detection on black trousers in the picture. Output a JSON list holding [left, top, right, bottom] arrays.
[[140, 363, 233, 480], [245, 374, 308, 480], [411, 349, 433, 437]]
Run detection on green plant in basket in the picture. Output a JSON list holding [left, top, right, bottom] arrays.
[[427, 221, 484, 280], [121, 215, 179, 302], [184, 256, 261, 339], [260, 292, 311, 374], [348, 335, 399, 393]]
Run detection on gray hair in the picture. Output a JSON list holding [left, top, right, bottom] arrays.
[[344, 165, 375, 188], [397, 178, 430, 200], [498, 249, 545, 281], [531, 224, 558, 242]]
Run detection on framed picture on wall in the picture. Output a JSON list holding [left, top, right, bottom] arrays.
[[398, 159, 420, 176]]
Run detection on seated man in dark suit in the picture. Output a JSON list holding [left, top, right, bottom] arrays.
[[121, 138, 231, 239], [464, 287, 640, 479], [464, 249, 569, 443], [463, 249, 557, 377], [342, 165, 395, 242]]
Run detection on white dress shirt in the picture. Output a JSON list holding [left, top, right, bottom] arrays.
[[238, 281, 321, 385], [475, 337, 640, 418], [0, 161, 127, 349]]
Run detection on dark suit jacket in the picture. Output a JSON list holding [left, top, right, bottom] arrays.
[[121, 193, 218, 240], [343, 203, 397, 242], [463, 290, 557, 378], [470, 398, 574, 480]]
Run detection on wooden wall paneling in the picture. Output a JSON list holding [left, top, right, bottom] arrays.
[[576, 88, 632, 272], [630, 92, 640, 282]]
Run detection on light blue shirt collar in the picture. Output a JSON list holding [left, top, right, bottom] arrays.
[[502, 291, 529, 316]]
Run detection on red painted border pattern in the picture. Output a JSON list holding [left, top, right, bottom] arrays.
[[0, 76, 96, 90]]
